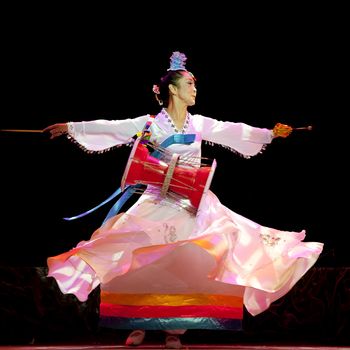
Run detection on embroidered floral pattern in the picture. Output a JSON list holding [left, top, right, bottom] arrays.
[[162, 223, 178, 243], [260, 233, 281, 247]]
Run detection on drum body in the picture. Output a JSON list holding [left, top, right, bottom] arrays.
[[121, 138, 216, 212]]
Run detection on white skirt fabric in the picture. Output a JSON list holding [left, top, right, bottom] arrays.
[[47, 186, 323, 316]]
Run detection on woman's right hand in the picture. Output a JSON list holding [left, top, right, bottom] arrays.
[[272, 123, 293, 138], [43, 123, 68, 139]]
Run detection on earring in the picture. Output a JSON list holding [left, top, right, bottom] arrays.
[[155, 95, 163, 106]]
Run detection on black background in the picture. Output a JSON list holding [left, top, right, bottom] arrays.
[[0, 4, 347, 267]]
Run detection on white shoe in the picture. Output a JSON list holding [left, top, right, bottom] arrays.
[[165, 335, 182, 349], [125, 330, 146, 346]]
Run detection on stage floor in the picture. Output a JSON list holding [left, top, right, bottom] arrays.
[[0, 344, 349, 349]]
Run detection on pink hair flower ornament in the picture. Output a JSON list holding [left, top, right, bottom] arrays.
[[152, 84, 160, 94]]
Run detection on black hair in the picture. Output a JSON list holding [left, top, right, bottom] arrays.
[[154, 70, 195, 107]]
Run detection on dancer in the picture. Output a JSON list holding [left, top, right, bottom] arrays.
[[44, 51, 323, 348]]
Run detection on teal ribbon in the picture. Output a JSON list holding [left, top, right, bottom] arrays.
[[63, 186, 123, 221], [99, 316, 242, 330], [151, 133, 196, 159], [63, 133, 196, 223], [101, 184, 140, 225]]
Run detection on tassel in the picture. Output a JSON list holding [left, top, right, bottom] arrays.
[[66, 135, 133, 154]]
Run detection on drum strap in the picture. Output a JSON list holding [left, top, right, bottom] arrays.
[[63, 115, 196, 224]]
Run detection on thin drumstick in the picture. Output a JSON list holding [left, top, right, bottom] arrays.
[[0, 129, 44, 133], [293, 125, 313, 131]]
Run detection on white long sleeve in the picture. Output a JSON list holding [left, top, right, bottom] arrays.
[[193, 115, 274, 157], [67, 115, 149, 152]]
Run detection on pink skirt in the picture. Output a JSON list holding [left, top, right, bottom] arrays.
[[47, 188, 323, 329]]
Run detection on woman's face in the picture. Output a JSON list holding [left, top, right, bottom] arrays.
[[173, 71, 197, 106]]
